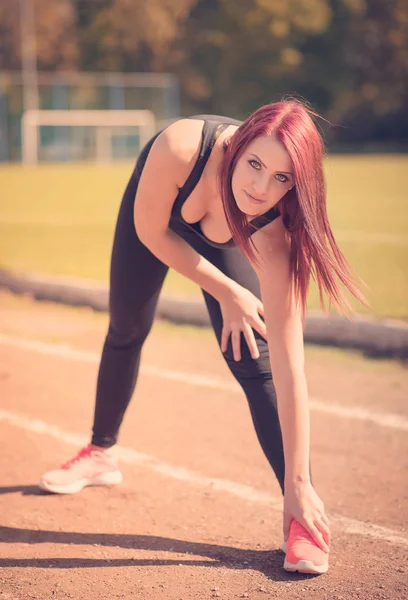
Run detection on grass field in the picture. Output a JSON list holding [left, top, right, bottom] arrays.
[[1, 155, 407, 319]]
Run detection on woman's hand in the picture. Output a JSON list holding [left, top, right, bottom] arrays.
[[284, 480, 331, 552], [219, 283, 267, 361]]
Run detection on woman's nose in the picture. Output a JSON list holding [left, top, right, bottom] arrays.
[[252, 174, 269, 196]]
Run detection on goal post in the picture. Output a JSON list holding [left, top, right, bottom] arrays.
[[21, 109, 157, 164]]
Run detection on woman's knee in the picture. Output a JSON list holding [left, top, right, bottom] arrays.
[[106, 318, 153, 349], [222, 339, 272, 380]]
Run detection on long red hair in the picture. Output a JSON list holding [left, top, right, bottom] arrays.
[[219, 99, 366, 315]]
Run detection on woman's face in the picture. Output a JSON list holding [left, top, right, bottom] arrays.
[[231, 135, 294, 217]]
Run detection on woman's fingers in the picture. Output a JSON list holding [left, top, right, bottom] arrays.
[[316, 516, 331, 546], [242, 323, 260, 360], [305, 521, 330, 553], [252, 317, 267, 341], [222, 325, 243, 361], [239, 317, 266, 360], [257, 301, 265, 318], [231, 329, 242, 362], [220, 327, 230, 354], [222, 314, 267, 362], [283, 513, 292, 543], [320, 511, 331, 530]]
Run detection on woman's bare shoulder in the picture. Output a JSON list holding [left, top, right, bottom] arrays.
[[149, 118, 204, 186], [161, 118, 204, 152]]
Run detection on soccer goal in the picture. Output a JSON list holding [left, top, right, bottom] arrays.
[[21, 109, 157, 164]]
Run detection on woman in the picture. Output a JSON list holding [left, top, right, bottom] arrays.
[[40, 99, 364, 574]]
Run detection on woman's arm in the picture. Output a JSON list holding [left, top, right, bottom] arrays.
[[252, 218, 330, 550], [134, 123, 235, 303], [134, 122, 267, 358], [252, 218, 310, 483]]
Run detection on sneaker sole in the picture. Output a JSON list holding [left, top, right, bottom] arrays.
[[39, 470, 123, 494], [283, 558, 328, 574]]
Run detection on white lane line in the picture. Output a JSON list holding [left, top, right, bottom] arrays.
[[0, 409, 280, 508], [0, 408, 407, 549], [1, 332, 407, 432]]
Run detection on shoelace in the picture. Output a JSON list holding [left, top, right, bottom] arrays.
[[291, 521, 320, 547], [61, 446, 96, 470]]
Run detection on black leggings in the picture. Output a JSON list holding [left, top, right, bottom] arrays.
[[91, 164, 286, 493]]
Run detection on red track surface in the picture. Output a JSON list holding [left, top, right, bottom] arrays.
[[0, 291, 407, 600]]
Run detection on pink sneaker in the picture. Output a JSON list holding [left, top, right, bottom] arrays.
[[283, 520, 329, 574], [39, 444, 122, 494]]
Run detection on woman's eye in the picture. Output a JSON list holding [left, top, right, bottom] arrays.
[[276, 173, 289, 183], [248, 159, 261, 170]]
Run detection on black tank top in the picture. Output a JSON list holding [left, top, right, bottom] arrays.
[[140, 115, 281, 250]]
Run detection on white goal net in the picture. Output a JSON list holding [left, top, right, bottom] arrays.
[[21, 109, 157, 164]]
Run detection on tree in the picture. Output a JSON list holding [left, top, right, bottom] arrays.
[[330, 0, 408, 145], [72, 0, 198, 72], [171, 0, 334, 115], [0, 0, 77, 71]]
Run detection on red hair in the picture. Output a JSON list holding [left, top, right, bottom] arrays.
[[219, 98, 366, 315]]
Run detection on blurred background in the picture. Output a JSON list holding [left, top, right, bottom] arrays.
[[0, 0, 407, 318]]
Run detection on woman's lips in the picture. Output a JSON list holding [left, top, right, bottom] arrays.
[[244, 190, 266, 204]]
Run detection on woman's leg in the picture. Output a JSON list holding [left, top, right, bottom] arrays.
[[198, 244, 286, 493], [91, 169, 168, 448], [39, 164, 168, 492]]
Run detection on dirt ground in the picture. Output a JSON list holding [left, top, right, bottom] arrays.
[[0, 289, 407, 600]]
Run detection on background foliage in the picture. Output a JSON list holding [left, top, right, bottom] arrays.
[[1, 0, 408, 148]]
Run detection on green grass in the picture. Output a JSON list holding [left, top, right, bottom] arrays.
[[1, 156, 407, 319]]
